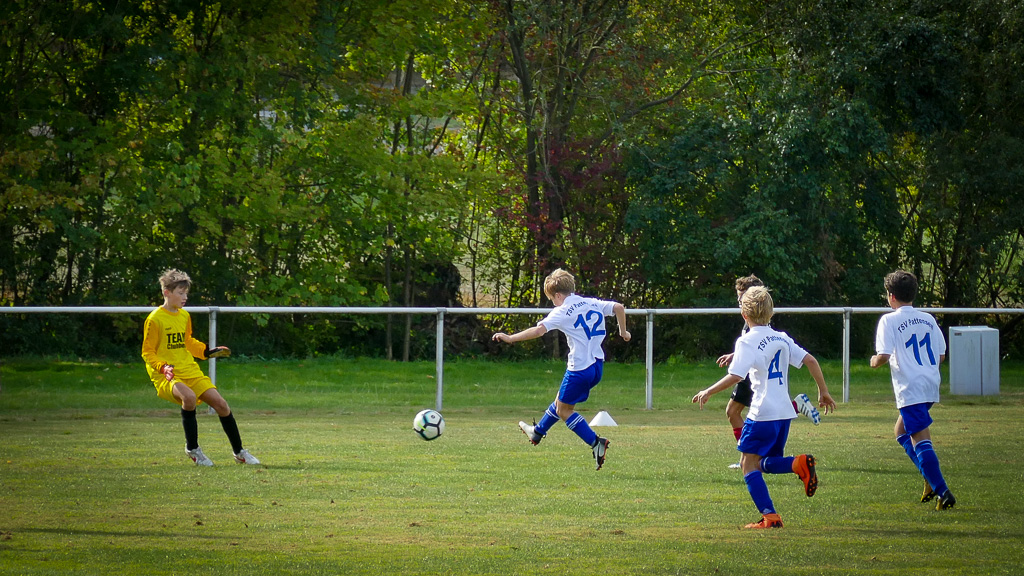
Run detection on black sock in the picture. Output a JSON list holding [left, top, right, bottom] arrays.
[[219, 413, 243, 454], [181, 408, 199, 451]]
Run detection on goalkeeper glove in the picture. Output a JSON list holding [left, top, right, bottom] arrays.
[[204, 346, 231, 359]]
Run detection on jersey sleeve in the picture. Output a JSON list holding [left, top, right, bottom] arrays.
[[875, 314, 894, 355], [183, 313, 208, 360], [787, 335, 809, 368], [141, 315, 165, 371], [727, 338, 755, 379], [538, 306, 564, 332], [931, 315, 947, 356]]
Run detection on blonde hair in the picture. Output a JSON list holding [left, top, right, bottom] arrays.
[[740, 286, 773, 326], [543, 268, 576, 299], [159, 269, 192, 293]]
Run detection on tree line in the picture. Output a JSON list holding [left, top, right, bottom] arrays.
[[2, 0, 1022, 360]]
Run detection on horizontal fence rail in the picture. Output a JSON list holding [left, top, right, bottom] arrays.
[[4, 306, 1022, 410]]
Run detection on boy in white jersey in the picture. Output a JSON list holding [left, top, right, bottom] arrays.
[[870, 270, 955, 510], [492, 269, 630, 470], [693, 286, 836, 528], [141, 269, 260, 467]]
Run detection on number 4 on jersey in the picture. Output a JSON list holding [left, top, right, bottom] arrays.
[[767, 350, 784, 385]]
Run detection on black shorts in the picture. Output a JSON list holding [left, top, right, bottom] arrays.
[[730, 376, 754, 407]]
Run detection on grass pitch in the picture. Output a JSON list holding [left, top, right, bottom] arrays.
[[1, 357, 1023, 575]]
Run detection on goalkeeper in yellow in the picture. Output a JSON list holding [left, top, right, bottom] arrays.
[[142, 269, 260, 466]]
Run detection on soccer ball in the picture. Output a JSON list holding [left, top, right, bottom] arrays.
[[413, 409, 445, 441]]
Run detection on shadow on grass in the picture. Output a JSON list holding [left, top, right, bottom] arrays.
[[826, 465, 910, 476], [18, 526, 241, 540], [255, 463, 317, 471], [844, 524, 1024, 541]]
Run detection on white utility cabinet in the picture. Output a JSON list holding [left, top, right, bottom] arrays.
[[948, 326, 999, 396]]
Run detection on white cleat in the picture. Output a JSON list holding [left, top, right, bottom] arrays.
[[728, 461, 742, 469], [186, 446, 214, 467], [234, 449, 261, 465], [794, 393, 821, 425], [518, 421, 544, 445], [592, 437, 609, 470]]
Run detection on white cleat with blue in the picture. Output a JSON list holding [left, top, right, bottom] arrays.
[[794, 393, 821, 425]]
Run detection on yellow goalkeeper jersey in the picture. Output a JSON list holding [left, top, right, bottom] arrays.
[[141, 306, 209, 380]]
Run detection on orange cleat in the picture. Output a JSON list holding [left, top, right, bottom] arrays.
[[744, 513, 783, 529], [792, 454, 818, 497]]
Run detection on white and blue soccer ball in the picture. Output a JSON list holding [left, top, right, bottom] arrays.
[[413, 409, 445, 441]]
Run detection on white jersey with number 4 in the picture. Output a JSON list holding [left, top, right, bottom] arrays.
[[538, 294, 616, 371], [728, 325, 808, 422], [875, 306, 946, 409]]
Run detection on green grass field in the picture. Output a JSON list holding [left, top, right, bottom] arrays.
[[2, 357, 1023, 575]]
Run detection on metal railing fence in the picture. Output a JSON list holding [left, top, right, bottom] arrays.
[[4, 305, 1021, 410]]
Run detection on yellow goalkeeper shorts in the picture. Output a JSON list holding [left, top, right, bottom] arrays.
[[152, 374, 217, 406]]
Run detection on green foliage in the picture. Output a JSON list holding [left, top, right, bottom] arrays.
[[2, 0, 1023, 359]]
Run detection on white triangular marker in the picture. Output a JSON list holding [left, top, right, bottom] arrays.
[[589, 410, 618, 427]]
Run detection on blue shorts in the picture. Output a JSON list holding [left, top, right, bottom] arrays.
[[557, 360, 604, 405], [899, 403, 934, 436], [737, 419, 792, 457]]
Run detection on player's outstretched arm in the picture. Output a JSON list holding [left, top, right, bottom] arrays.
[[692, 374, 742, 409], [492, 324, 548, 344], [612, 303, 631, 342], [802, 354, 836, 414]]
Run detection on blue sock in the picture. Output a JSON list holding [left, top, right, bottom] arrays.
[[535, 403, 560, 435], [897, 434, 924, 475], [914, 440, 949, 496], [761, 456, 795, 475], [565, 412, 598, 446], [744, 471, 776, 515]]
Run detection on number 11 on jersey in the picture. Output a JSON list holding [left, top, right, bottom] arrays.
[[905, 333, 936, 366]]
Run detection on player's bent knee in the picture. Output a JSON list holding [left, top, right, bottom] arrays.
[[554, 405, 575, 421], [174, 386, 198, 410], [201, 392, 230, 416]]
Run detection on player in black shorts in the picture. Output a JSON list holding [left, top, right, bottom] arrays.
[[717, 275, 764, 467], [718, 275, 820, 468]]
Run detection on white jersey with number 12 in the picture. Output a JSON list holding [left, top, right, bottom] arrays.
[[538, 294, 616, 371]]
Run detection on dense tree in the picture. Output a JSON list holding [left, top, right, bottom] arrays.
[[1, 0, 1022, 358]]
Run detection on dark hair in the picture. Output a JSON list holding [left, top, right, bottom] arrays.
[[734, 274, 763, 293], [884, 270, 918, 303]]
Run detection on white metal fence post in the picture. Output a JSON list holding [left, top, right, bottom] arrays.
[[843, 307, 851, 403], [435, 308, 445, 412], [208, 307, 219, 388], [646, 309, 655, 410]]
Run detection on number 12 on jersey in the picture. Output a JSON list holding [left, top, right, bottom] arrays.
[[573, 311, 606, 340]]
